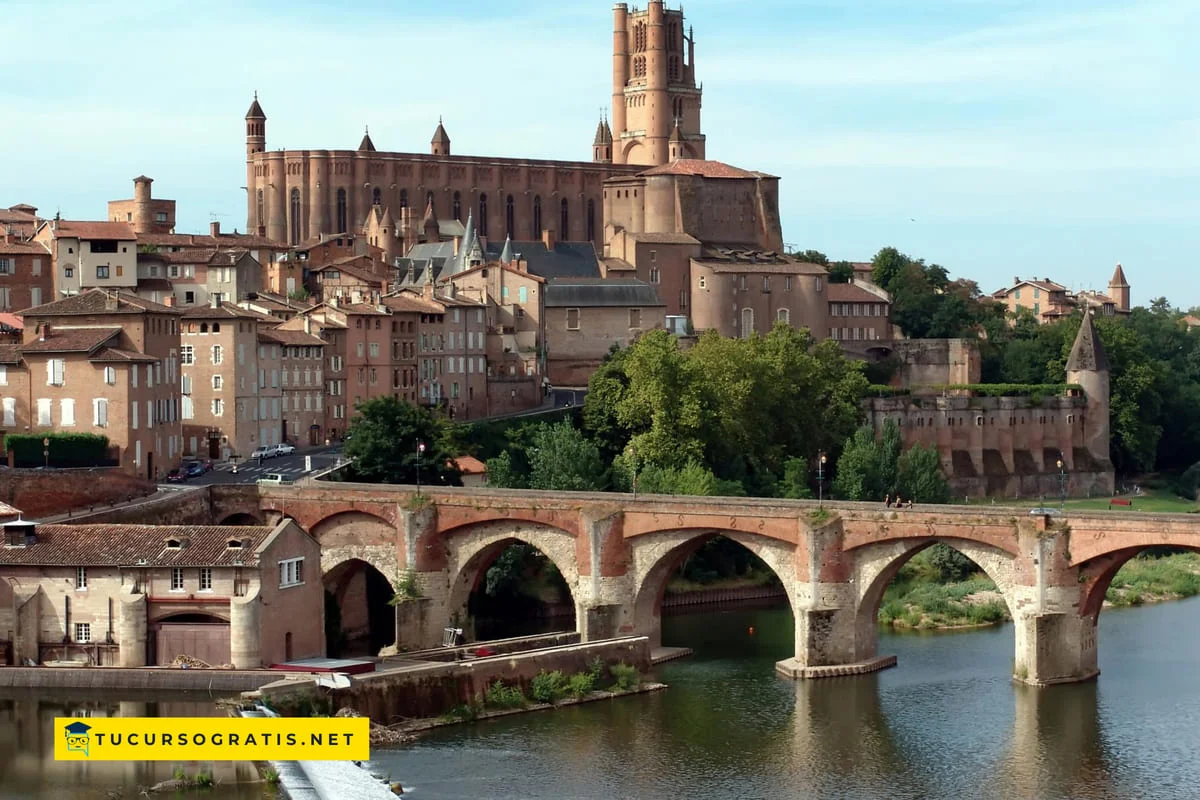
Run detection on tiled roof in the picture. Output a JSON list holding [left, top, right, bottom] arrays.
[[448, 263, 545, 284], [0, 524, 279, 567], [453, 455, 486, 474], [697, 261, 828, 275], [1110, 263, 1129, 287], [89, 347, 158, 363], [0, 313, 24, 331], [826, 283, 890, 303], [136, 278, 173, 292], [182, 302, 265, 320], [0, 242, 47, 255], [625, 232, 702, 245], [137, 232, 285, 250], [258, 329, 325, 347], [544, 278, 664, 308], [24, 289, 180, 317], [21, 327, 120, 354], [0, 344, 22, 364], [209, 249, 253, 267], [314, 260, 385, 284], [383, 294, 442, 313], [53, 221, 136, 240], [638, 160, 766, 179], [333, 302, 389, 315]]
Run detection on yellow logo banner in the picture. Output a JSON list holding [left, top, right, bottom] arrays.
[[54, 717, 369, 761]]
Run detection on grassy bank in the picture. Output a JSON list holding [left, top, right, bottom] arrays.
[[958, 487, 1199, 514], [879, 549, 1200, 629]]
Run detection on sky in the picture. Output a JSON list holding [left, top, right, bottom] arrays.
[[3, 0, 1197, 308]]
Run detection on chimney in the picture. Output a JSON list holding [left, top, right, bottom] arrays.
[[104, 292, 119, 312], [209, 294, 219, 309], [303, 316, 312, 335], [39, 323, 49, 342], [422, 280, 434, 300], [188, 235, 195, 245], [164, 295, 176, 308], [210, 221, 221, 237], [1013, 276, 1019, 285], [542, 227, 556, 251]]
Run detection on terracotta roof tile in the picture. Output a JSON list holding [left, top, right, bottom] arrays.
[[137, 232, 284, 250], [0, 344, 22, 364], [638, 159, 765, 179], [625, 232, 701, 245], [383, 294, 443, 313], [182, 302, 267, 320], [21, 327, 120, 354], [314, 260, 386, 285], [89, 347, 158, 363], [0, 242, 47, 255], [53, 221, 136, 240], [0, 524, 279, 567], [826, 283, 890, 303], [25, 289, 180, 317], [0, 313, 24, 331], [453, 455, 486, 474], [258, 329, 326, 347]]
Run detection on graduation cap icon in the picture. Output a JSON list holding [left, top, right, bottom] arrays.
[[65, 721, 92, 735]]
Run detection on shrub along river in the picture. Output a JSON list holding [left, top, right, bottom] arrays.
[[379, 597, 1200, 800]]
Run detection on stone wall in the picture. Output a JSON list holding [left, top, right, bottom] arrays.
[[61, 486, 212, 525], [0, 468, 155, 518], [890, 339, 980, 387]]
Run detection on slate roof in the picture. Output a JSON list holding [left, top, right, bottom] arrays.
[[24, 289, 179, 317], [1066, 311, 1109, 372], [0, 524, 280, 567], [21, 327, 120, 354], [544, 278, 663, 308], [483, 240, 600, 279]]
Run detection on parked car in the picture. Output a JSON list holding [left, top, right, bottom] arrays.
[[274, 443, 296, 456], [250, 446, 273, 461], [165, 468, 187, 483], [1028, 507, 1063, 516], [184, 461, 206, 478], [256, 473, 294, 486]]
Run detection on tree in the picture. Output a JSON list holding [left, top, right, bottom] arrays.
[[484, 451, 525, 489], [625, 460, 719, 496], [343, 397, 461, 486], [827, 261, 855, 284], [526, 421, 608, 491], [895, 444, 950, 504], [792, 249, 829, 266], [777, 457, 815, 499]]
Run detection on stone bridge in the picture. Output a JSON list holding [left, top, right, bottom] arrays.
[[209, 482, 1200, 685]]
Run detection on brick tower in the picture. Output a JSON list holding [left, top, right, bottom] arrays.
[[611, 1, 704, 166], [1065, 310, 1112, 476], [245, 94, 266, 234]]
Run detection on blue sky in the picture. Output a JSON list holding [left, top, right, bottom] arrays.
[[3, 0, 1197, 308]]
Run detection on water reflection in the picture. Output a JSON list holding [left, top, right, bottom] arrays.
[[0, 690, 266, 799]]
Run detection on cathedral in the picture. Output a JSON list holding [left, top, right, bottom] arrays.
[[243, 1, 705, 252]]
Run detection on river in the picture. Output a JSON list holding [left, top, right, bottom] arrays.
[[378, 597, 1200, 800]]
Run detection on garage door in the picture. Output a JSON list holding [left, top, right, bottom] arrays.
[[155, 622, 231, 666]]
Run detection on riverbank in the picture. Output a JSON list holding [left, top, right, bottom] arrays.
[[881, 551, 1200, 629]]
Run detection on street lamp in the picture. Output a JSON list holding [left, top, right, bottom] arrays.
[[1056, 452, 1067, 511], [42, 437, 49, 470], [817, 451, 828, 509], [415, 440, 426, 496], [630, 443, 639, 500]]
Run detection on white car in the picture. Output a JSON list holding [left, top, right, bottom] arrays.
[[273, 443, 296, 456], [250, 446, 273, 460]]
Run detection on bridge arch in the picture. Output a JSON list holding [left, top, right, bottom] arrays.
[[444, 520, 580, 640], [852, 537, 1018, 661], [310, 510, 399, 580], [219, 512, 264, 526], [1078, 545, 1200, 620], [322, 557, 396, 657], [630, 528, 797, 650]]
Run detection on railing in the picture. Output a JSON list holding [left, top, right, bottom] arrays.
[[662, 585, 787, 609]]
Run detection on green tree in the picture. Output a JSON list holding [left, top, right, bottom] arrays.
[[827, 260, 855, 283], [527, 421, 608, 491], [895, 443, 950, 504], [343, 397, 461, 485], [777, 457, 815, 499], [484, 451, 526, 489], [792, 249, 829, 266], [624, 460, 719, 496]]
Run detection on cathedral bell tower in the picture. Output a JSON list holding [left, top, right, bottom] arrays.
[[610, 2, 704, 166]]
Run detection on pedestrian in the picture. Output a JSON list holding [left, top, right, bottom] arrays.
[[894, 495, 903, 509], [884, 494, 892, 508], [906, 499, 914, 509]]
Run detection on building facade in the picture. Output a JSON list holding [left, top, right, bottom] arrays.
[[33, 220, 138, 297], [544, 278, 666, 385], [0, 234, 52, 311], [991, 265, 1131, 323]]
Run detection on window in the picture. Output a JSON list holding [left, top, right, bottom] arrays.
[[777, 308, 790, 324], [479, 194, 488, 236], [76, 566, 87, 591], [182, 395, 194, 419], [0, 259, 10, 275], [369, 342, 379, 357], [532, 195, 542, 238], [518, 286, 528, 304], [566, 308, 580, 330], [629, 308, 641, 329], [211, 345, 223, 364], [452, 191, 462, 221], [763, 277, 771, 292], [37, 398, 51, 426], [171, 568, 185, 592], [93, 398, 108, 427], [212, 375, 223, 390], [336, 188, 347, 234], [64, 267, 73, 278], [74, 622, 91, 644], [698, 276, 707, 289], [212, 398, 224, 416], [46, 358, 65, 386], [279, 557, 304, 588], [30, 287, 41, 307], [649, 267, 660, 284], [59, 398, 75, 427], [3, 398, 14, 427], [505, 194, 515, 236], [96, 265, 110, 279], [103, 366, 116, 385], [199, 567, 213, 592], [181, 345, 194, 365], [560, 197, 569, 237]]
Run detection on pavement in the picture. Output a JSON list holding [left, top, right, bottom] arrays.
[[171, 445, 346, 486]]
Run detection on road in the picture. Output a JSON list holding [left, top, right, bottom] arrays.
[[173, 445, 346, 486]]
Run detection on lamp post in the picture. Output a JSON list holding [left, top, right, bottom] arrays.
[[1056, 453, 1067, 511], [817, 451, 827, 509], [630, 443, 639, 500], [415, 440, 426, 496], [42, 437, 49, 469]]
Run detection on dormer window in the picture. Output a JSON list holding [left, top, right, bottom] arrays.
[[165, 538, 184, 550], [227, 538, 243, 550]]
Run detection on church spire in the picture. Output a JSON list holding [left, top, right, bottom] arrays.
[[1066, 309, 1109, 373], [431, 116, 451, 156], [499, 234, 514, 266], [358, 125, 376, 152]]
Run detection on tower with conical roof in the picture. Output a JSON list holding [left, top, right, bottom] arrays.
[[499, 234, 515, 266], [592, 116, 613, 163], [245, 93, 267, 234], [1107, 264, 1130, 313], [431, 117, 450, 156], [421, 197, 440, 244], [1065, 310, 1112, 478], [358, 126, 376, 152]]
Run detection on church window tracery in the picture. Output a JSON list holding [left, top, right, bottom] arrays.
[[532, 195, 542, 238], [336, 188, 347, 234]]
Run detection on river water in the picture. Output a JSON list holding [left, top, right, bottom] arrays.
[[379, 597, 1200, 800]]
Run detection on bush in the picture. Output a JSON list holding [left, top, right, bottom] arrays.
[[609, 662, 640, 691], [4, 432, 111, 468], [927, 543, 977, 582], [443, 702, 481, 722], [586, 657, 606, 683], [483, 680, 527, 710], [262, 767, 280, 785], [1176, 461, 1200, 500], [529, 670, 569, 704], [567, 672, 596, 698]]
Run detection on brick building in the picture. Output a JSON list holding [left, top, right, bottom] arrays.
[[33, 220, 138, 298], [0, 234, 52, 311], [0, 204, 41, 239], [544, 278, 665, 385], [107, 176, 176, 235], [991, 266, 1131, 323], [826, 281, 894, 346], [261, 326, 327, 446], [311, 256, 388, 303], [20, 289, 183, 479], [0, 518, 323, 668]]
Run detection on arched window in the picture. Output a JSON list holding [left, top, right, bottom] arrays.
[[560, 198, 569, 239], [635, 22, 646, 52], [669, 56, 680, 81], [399, 189, 408, 209], [586, 199, 596, 242], [505, 195, 515, 237], [668, 21, 678, 51], [740, 307, 754, 339], [256, 189, 264, 229], [336, 188, 347, 234], [479, 194, 488, 237], [531, 195, 542, 238], [372, 187, 381, 206], [452, 191, 461, 221], [289, 188, 301, 244], [777, 308, 790, 325]]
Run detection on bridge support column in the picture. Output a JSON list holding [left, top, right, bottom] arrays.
[[576, 511, 635, 642], [777, 515, 893, 679], [397, 504, 452, 651]]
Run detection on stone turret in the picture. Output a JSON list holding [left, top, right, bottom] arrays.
[[358, 126, 376, 152], [422, 198, 439, 243], [1108, 263, 1130, 312], [431, 117, 450, 156], [592, 117, 613, 163], [1065, 310, 1112, 476], [499, 234, 515, 266]]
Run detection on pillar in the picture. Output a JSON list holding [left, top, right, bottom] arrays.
[[309, 153, 329, 240], [644, 1, 670, 166], [266, 153, 286, 244], [14, 589, 41, 666], [398, 503, 449, 651], [611, 3, 630, 164], [776, 515, 862, 678], [230, 588, 261, 669], [117, 587, 147, 667], [576, 511, 635, 641]]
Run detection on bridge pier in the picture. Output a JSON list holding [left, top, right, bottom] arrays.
[[1013, 611, 1098, 686]]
